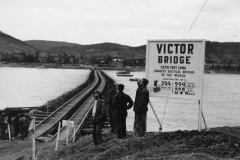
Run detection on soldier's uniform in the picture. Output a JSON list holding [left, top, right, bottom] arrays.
[[19, 116, 28, 140], [0, 113, 7, 139], [113, 84, 133, 138], [92, 91, 106, 145], [133, 78, 149, 137]]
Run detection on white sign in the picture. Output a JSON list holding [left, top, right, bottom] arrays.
[[62, 120, 74, 127], [145, 39, 205, 99]]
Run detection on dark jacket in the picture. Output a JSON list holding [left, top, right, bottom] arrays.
[[13, 115, 20, 126], [19, 117, 28, 128], [94, 99, 106, 125], [133, 86, 149, 112], [113, 91, 133, 112]]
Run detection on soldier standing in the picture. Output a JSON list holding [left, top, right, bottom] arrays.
[[19, 113, 28, 140], [0, 113, 7, 139], [113, 84, 133, 138], [92, 91, 106, 145], [133, 78, 149, 137], [13, 114, 21, 138]]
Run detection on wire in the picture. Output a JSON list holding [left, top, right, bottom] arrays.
[[161, 97, 169, 124], [184, 0, 208, 39]]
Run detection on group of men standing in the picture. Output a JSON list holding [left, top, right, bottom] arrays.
[[0, 109, 42, 140], [0, 112, 28, 140], [113, 78, 149, 138], [91, 77, 149, 145]]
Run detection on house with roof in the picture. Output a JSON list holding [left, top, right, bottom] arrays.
[[12, 52, 26, 62], [57, 52, 68, 63], [68, 55, 75, 63], [38, 52, 49, 63]]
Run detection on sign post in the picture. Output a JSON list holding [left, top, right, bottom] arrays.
[[145, 39, 206, 131], [62, 120, 74, 145], [8, 124, 11, 141], [55, 122, 61, 151], [73, 126, 76, 143], [66, 125, 69, 145], [32, 116, 36, 160], [149, 101, 162, 131]]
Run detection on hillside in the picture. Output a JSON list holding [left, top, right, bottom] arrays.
[[46, 42, 136, 58], [1, 31, 240, 62], [206, 41, 240, 62], [25, 40, 80, 51], [32, 40, 240, 61], [0, 31, 37, 54], [45, 41, 240, 61]]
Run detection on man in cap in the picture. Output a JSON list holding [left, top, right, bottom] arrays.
[[92, 91, 106, 145], [133, 78, 149, 137], [133, 79, 142, 133], [113, 84, 133, 138]]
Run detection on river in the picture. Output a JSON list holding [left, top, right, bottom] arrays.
[[103, 70, 240, 132], [0, 67, 239, 132], [0, 67, 90, 109]]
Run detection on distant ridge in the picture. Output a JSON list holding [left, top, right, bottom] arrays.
[[25, 40, 80, 51], [0, 31, 37, 54], [24, 40, 240, 61], [205, 41, 240, 62], [0, 31, 239, 62]]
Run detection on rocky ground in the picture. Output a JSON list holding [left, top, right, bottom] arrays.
[[1, 126, 240, 160]]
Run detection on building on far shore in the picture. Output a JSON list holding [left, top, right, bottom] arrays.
[[0, 53, 3, 61]]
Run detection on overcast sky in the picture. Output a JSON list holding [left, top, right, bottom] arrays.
[[0, 0, 239, 46]]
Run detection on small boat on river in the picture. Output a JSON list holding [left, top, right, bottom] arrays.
[[117, 74, 133, 77], [116, 70, 133, 77], [129, 78, 140, 81]]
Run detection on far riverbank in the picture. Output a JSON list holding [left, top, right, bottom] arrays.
[[1, 62, 240, 74]]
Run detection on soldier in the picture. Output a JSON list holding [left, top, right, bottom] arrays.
[[92, 91, 106, 145], [133, 78, 149, 137], [19, 113, 28, 140], [133, 79, 142, 133], [13, 114, 21, 138], [113, 84, 133, 138], [0, 113, 7, 140], [27, 109, 42, 133]]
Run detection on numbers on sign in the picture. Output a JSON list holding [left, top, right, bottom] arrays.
[[175, 87, 186, 91], [161, 81, 171, 86], [175, 82, 186, 87]]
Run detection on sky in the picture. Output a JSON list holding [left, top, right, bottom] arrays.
[[0, 0, 240, 46]]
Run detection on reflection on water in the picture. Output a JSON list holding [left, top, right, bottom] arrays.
[[0, 67, 90, 109], [103, 70, 240, 132]]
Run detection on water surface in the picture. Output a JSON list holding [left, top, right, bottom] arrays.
[[0, 67, 90, 109], [103, 70, 240, 132]]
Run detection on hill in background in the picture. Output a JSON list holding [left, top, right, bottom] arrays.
[[0, 31, 37, 54], [25, 40, 240, 62], [25, 40, 80, 51], [0, 31, 240, 62], [206, 41, 240, 63]]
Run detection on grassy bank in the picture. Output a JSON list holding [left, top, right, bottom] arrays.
[[3, 126, 239, 160]]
